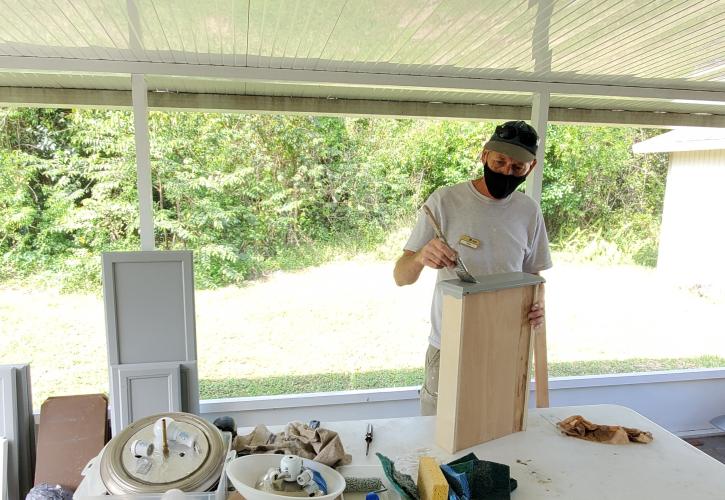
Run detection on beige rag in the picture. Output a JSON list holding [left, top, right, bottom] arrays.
[[557, 415, 653, 444], [233, 422, 352, 467]]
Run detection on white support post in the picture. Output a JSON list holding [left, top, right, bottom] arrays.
[[131, 74, 154, 250], [526, 92, 549, 203]]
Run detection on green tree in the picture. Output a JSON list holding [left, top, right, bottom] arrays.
[[541, 125, 668, 265], [0, 109, 670, 289]]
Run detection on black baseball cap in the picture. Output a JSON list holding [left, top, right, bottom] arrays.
[[484, 120, 540, 162]]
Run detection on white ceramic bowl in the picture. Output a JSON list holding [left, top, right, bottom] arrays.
[[226, 454, 346, 500]]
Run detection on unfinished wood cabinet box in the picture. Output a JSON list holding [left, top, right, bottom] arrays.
[[435, 272, 545, 453]]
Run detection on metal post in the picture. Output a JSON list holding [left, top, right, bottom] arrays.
[[131, 74, 154, 250], [525, 92, 549, 203]]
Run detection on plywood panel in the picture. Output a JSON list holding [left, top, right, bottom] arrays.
[[435, 294, 462, 450], [34, 394, 108, 492], [534, 327, 550, 408], [435, 276, 538, 453]]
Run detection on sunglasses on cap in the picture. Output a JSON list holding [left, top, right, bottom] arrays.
[[494, 122, 539, 149]]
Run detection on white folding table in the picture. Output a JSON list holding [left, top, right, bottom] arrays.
[[260, 404, 725, 499]]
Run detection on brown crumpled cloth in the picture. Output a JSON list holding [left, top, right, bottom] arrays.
[[557, 415, 654, 444], [233, 421, 352, 467]]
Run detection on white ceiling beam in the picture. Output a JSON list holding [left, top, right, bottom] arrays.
[[147, 92, 530, 120], [546, 107, 725, 128], [0, 55, 724, 103], [3, 87, 725, 128], [131, 74, 154, 251], [0, 87, 131, 107], [526, 92, 549, 203]]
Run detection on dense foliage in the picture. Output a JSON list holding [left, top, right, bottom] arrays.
[[0, 108, 668, 290]]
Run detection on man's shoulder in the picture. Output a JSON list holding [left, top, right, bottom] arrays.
[[510, 191, 541, 213], [430, 181, 471, 200]]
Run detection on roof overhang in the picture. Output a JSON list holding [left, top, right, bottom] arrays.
[[633, 127, 725, 152]]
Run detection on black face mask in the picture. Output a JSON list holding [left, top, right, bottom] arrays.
[[483, 163, 528, 199]]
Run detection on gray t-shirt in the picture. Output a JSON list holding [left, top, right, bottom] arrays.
[[404, 180, 552, 348]]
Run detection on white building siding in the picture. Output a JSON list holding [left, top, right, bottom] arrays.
[[657, 149, 725, 287]]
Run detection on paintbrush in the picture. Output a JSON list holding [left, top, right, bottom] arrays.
[[422, 205, 478, 283]]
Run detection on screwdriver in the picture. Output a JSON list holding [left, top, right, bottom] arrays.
[[365, 423, 373, 456]]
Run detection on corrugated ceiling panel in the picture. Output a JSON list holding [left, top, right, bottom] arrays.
[[313, 0, 539, 75], [133, 0, 174, 63], [312, 0, 400, 73], [13, 0, 92, 59], [87, 0, 133, 59], [310, 0, 466, 73], [264, 0, 323, 69], [52, 0, 116, 60], [0, 0, 133, 60], [0, 0, 722, 110], [546, 0, 725, 81], [246, 0, 346, 70], [0, 0, 65, 58], [449, 0, 538, 75]]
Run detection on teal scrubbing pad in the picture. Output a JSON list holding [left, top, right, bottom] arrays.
[[376, 452, 419, 500]]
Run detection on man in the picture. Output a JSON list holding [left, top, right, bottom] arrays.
[[393, 120, 552, 416]]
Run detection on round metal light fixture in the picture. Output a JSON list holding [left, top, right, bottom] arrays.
[[99, 412, 227, 494]]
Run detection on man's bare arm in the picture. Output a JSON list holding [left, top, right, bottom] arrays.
[[394, 240, 457, 286], [394, 250, 423, 286]]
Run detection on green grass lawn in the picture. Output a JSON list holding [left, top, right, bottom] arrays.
[[2, 251, 724, 409], [199, 355, 725, 398]]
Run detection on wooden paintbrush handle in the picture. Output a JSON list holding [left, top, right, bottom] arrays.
[[422, 205, 449, 246]]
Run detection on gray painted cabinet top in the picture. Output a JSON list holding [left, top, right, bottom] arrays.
[[439, 271, 545, 298]]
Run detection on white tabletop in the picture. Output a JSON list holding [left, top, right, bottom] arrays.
[[244, 404, 725, 499]]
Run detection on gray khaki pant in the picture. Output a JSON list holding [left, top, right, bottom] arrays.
[[420, 344, 440, 416]]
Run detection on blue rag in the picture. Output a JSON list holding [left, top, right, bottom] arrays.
[[442, 453, 517, 500], [311, 469, 328, 494]]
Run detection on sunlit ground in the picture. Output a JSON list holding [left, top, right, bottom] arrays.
[[1, 254, 722, 409]]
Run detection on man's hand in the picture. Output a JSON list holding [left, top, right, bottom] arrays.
[[393, 239, 458, 286], [528, 302, 544, 328], [416, 238, 457, 269]]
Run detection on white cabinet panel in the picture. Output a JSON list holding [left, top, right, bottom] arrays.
[[112, 363, 182, 433]]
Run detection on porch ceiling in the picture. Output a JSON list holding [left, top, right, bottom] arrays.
[[0, 0, 724, 125]]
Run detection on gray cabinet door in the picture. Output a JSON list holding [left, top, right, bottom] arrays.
[[112, 363, 182, 433], [102, 251, 197, 365], [1, 437, 7, 500], [0, 365, 33, 500], [102, 251, 200, 432]]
